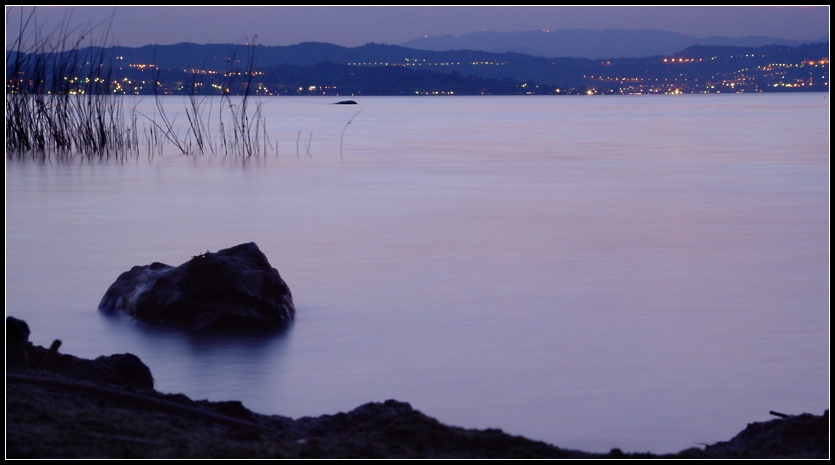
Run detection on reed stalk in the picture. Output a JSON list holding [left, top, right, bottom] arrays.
[[6, 8, 272, 160], [5, 7, 137, 159], [340, 110, 363, 159]]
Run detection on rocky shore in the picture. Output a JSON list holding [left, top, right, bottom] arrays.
[[6, 317, 829, 459]]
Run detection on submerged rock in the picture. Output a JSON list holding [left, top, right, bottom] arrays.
[[99, 242, 294, 331]]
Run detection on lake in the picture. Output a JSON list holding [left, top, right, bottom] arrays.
[[5, 93, 829, 454]]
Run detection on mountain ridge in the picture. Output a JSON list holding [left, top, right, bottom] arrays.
[[8, 39, 829, 95], [401, 28, 827, 59]]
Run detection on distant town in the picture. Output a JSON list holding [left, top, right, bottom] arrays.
[[7, 41, 829, 97]]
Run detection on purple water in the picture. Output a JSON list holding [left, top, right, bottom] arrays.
[[5, 94, 829, 453]]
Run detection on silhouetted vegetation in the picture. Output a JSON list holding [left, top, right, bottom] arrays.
[[5, 9, 138, 158], [5, 8, 270, 159]]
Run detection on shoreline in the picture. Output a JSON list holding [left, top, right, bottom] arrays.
[[6, 316, 829, 459]]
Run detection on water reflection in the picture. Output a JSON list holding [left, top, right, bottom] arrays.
[[6, 94, 829, 454], [98, 310, 293, 404]]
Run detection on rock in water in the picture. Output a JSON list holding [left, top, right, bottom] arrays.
[[99, 242, 294, 331]]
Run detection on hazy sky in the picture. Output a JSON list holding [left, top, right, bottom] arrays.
[[5, 6, 830, 48]]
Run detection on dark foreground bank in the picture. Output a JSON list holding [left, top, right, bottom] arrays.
[[6, 317, 829, 459]]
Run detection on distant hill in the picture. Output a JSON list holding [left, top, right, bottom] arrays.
[[97, 41, 521, 70], [401, 28, 824, 59], [8, 40, 828, 96]]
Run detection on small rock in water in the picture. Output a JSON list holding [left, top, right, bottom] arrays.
[[99, 242, 294, 331]]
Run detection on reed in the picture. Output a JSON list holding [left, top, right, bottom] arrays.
[[340, 110, 363, 159], [5, 8, 138, 159], [6, 8, 271, 160], [146, 42, 271, 158], [185, 78, 212, 155], [215, 42, 271, 158]]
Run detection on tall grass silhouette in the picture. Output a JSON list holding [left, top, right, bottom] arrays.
[[6, 8, 270, 160], [6, 8, 137, 158]]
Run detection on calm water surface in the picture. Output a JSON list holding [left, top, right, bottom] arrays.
[[5, 94, 829, 453]]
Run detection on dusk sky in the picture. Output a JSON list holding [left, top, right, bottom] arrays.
[[5, 6, 830, 49]]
